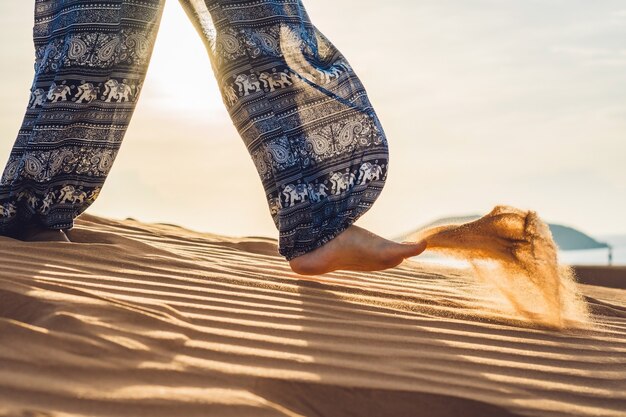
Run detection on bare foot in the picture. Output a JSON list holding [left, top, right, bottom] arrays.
[[289, 225, 427, 275], [19, 225, 71, 243]]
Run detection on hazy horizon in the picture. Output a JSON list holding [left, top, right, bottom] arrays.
[[1, 0, 625, 240]]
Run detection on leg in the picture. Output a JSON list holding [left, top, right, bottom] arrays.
[[180, 0, 425, 273], [0, 0, 166, 239]]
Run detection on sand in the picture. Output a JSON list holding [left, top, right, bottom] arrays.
[[411, 206, 590, 329], [0, 213, 625, 417]]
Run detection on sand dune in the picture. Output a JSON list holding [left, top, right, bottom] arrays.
[[0, 214, 625, 417]]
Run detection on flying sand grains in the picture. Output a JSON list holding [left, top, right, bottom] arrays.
[[411, 206, 590, 329]]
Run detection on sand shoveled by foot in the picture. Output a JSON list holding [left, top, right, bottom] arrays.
[[410, 205, 590, 329]]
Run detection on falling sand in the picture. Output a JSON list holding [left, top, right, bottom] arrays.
[[410, 206, 591, 329]]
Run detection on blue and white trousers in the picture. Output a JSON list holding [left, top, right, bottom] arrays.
[[0, 0, 389, 260]]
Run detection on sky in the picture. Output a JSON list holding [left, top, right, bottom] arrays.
[[0, 0, 625, 240]]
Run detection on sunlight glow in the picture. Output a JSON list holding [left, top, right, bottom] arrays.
[[141, 1, 226, 120]]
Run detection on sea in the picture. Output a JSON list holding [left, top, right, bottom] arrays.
[[559, 234, 626, 266]]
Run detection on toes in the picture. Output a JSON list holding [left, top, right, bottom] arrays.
[[398, 240, 427, 258], [399, 241, 427, 258]]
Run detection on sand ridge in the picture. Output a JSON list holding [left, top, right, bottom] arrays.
[[0, 213, 625, 416]]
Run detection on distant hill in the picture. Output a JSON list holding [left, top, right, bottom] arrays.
[[398, 214, 610, 251], [548, 224, 610, 250]]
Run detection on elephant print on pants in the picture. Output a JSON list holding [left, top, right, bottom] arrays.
[[282, 183, 309, 207], [223, 85, 239, 106], [234, 74, 261, 96], [330, 171, 357, 195], [102, 79, 133, 103], [40, 192, 56, 214], [0, 0, 389, 261], [29, 88, 46, 108], [308, 183, 329, 203], [47, 82, 72, 102], [358, 161, 383, 185], [58, 185, 88, 204], [259, 71, 293, 92], [73, 82, 99, 104]]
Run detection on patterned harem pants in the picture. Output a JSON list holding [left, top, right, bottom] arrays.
[[0, 0, 389, 260]]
